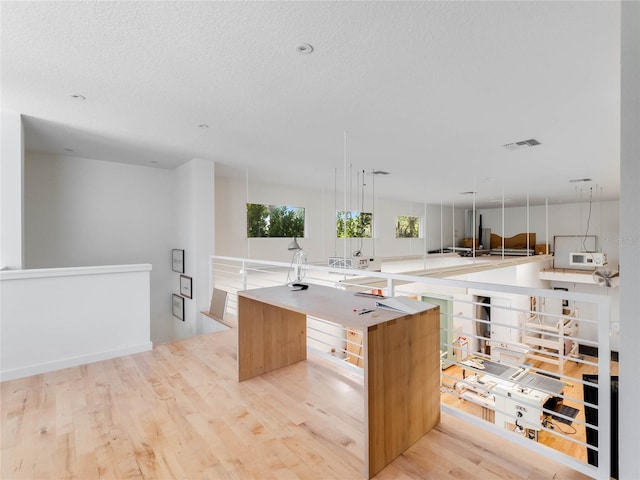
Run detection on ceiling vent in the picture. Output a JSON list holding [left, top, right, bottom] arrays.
[[503, 138, 541, 150]]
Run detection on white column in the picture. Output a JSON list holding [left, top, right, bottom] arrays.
[[0, 111, 25, 269], [619, 2, 640, 478], [173, 158, 215, 339], [193, 158, 215, 335]]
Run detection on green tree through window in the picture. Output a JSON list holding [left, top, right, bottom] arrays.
[[246, 204, 305, 238], [336, 211, 372, 238], [396, 216, 420, 238]]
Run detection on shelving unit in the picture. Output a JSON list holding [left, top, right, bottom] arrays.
[[523, 315, 577, 374]]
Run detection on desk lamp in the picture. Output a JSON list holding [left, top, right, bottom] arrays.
[[288, 237, 307, 288]]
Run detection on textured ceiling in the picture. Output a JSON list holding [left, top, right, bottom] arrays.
[[1, 1, 621, 208]]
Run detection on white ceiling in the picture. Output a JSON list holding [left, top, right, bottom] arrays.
[[1, 1, 621, 208]]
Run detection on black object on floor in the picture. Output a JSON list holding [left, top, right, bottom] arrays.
[[552, 405, 579, 425], [583, 374, 619, 479]]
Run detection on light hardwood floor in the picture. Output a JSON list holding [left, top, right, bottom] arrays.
[[2, 329, 591, 480]]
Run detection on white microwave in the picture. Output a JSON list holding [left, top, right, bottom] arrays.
[[569, 252, 607, 267]]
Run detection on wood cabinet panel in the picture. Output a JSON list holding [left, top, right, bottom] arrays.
[[366, 308, 440, 478], [238, 295, 306, 381]]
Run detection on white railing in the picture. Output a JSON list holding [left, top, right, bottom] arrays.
[[209, 255, 612, 480]]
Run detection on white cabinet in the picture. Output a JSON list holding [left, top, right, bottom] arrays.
[[422, 295, 454, 369]]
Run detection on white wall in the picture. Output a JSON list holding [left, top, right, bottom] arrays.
[[0, 264, 152, 380], [215, 175, 328, 262], [371, 201, 464, 257], [173, 158, 215, 340], [477, 200, 620, 267], [0, 110, 25, 269], [215, 174, 465, 262], [24, 152, 176, 344]]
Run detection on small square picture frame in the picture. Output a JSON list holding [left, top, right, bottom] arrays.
[[180, 275, 192, 299], [172, 294, 184, 321], [172, 249, 184, 273]]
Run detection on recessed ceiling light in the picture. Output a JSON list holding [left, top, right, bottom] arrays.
[[569, 178, 592, 183], [70, 94, 86, 101], [296, 43, 314, 54], [198, 124, 209, 129]]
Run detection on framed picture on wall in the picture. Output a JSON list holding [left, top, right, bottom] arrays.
[[180, 275, 192, 299], [172, 249, 184, 273], [172, 294, 184, 321]]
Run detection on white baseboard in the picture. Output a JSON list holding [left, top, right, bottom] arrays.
[[0, 342, 153, 382]]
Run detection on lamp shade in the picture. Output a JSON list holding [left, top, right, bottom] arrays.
[[288, 237, 302, 251]]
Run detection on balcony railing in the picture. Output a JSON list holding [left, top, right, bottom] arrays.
[[209, 255, 612, 480]]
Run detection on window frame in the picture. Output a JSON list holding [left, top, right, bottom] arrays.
[[246, 203, 306, 238], [336, 210, 373, 238], [395, 215, 422, 239]]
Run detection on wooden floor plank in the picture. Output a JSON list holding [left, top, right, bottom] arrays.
[[1, 329, 591, 479]]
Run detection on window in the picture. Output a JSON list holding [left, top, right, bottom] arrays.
[[246, 203, 305, 238], [336, 211, 372, 238], [396, 215, 421, 238]]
